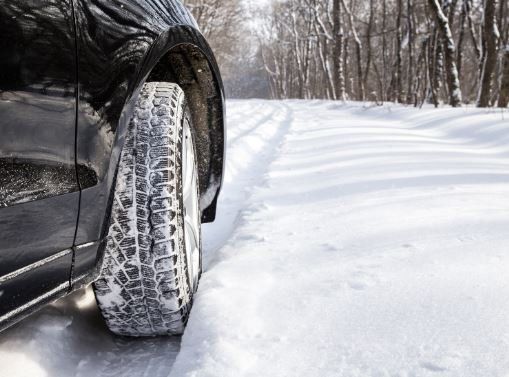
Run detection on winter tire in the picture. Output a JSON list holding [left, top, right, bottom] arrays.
[[94, 82, 202, 337]]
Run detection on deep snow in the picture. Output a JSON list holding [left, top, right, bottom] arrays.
[[1, 101, 509, 377]]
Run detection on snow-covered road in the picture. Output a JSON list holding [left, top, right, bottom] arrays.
[[2, 101, 509, 377]]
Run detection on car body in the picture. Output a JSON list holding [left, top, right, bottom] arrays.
[[0, 0, 225, 332]]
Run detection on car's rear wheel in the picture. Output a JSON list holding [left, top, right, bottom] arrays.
[[94, 82, 202, 337]]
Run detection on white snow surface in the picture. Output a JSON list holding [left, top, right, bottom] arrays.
[[1, 100, 509, 377]]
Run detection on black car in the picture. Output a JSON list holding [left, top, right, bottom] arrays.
[[0, 0, 225, 336]]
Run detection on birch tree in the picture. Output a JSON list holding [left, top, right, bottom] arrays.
[[332, 0, 346, 100], [428, 0, 463, 106]]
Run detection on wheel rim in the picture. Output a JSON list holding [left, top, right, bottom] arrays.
[[182, 118, 201, 292]]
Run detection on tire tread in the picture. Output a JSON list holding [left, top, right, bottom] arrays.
[[94, 82, 194, 337]]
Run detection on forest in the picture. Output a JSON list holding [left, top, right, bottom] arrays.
[[185, 0, 509, 108]]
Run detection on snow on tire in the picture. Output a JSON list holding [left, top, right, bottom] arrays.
[[94, 82, 202, 337]]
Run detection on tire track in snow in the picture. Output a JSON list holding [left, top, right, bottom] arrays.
[[226, 105, 280, 146], [202, 100, 294, 266]]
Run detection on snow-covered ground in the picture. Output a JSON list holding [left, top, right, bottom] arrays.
[[1, 100, 509, 377]]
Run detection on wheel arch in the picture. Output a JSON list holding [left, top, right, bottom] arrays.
[[118, 25, 225, 224]]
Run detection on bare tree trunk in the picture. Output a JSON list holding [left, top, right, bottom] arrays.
[[302, 15, 313, 99], [341, 0, 364, 101], [381, 0, 388, 102], [395, 0, 404, 103], [415, 37, 429, 106], [333, 0, 346, 100], [306, 0, 335, 99], [354, 36, 364, 100], [430, 29, 441, 107], [446, 0, 459, 26], [428, 0, 463, 107], [372, 63, 384, 104], [290, 7, 305, 99], [259, 43, 278, 99], [457, 0, 467, 78], [344, 36, 351, 96], [363, 0, 375, 97], [498, 46, 509, 107], [497, 0, 509, 106], [406, 0, 415, 104], [425, 37, 437, 107], [477, 0, 499, 107], [316, 27, 335, 99], [303, 35, 312, 99], [466, 0, 482, 60]]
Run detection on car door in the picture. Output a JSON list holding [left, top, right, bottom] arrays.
[[0, 0, 79, 321]]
